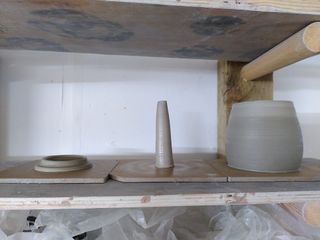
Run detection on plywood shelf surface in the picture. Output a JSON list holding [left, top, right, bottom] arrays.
[[0, 161, 319, 210], [0, 0, 320, 61]]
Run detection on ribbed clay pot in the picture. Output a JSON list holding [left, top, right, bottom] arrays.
[[226, 101, 303, 173]]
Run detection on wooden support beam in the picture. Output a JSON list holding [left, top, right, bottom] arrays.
[[241, 22, 320, 81], [218, 61, 273, 158]]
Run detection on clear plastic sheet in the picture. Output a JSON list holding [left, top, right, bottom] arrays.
[[0, 205, 317, 239], [34, 207, 185, 239], [0, 211, 29, 236], [259, 204, 320, 239], [172, 206, 224, 240], [210, 206, 311, 240]]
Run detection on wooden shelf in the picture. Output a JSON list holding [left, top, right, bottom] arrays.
[[0, 1, 320, 210], [0, 0, 320, 61], [0, 180, 320, 210], [0, 160, 319, 210]]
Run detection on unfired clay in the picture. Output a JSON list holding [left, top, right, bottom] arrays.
[[155, 101, 174, 168], [226, 101, 303, 173], [34, 155, 92, 173]]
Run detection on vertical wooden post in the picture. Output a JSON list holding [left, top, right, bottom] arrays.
[[217, 61, 273, 159]]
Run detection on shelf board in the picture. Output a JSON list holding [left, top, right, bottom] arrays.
[[0, 1, 320, 61], [0, 160, 319, 210], [107, 0, 320, 15], [0, 180, 320, 210]]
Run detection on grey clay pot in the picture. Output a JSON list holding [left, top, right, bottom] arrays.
[[226, 100, 303, 173]]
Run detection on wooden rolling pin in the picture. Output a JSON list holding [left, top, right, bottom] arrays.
[[241, 22, 320, 81], [280, 201, 320, 228]]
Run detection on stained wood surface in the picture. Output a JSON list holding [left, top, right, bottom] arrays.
[[111, 159, 226, 182], [1, 1, 320, 60], [0, 160, 118, 183], [217, 61, 273, 158], [212, 158, 320, 182]]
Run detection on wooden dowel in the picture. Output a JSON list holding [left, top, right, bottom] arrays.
[[280, 201, 320, 228], [241, 22, 320, 81]]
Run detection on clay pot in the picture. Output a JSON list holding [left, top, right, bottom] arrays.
[[226, 101, 303, 173]]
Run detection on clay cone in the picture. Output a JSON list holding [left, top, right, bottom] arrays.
[[155, 101, 174, 168]]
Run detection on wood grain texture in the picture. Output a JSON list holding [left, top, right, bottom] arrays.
[[105, 0, 320, 15], [217, 61, 273, 158], [212, 158, 320, 182], [111, 159, 226, 182], [1, 1, 320, 60], [0, 160, 118, 183]]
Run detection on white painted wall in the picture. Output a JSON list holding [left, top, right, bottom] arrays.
[[0, 50, 319, 160], [274, 55, 320, 158], [0, 50, 216, 159]]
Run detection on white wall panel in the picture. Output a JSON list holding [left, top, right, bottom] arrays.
[[0, 50, 319, 160]]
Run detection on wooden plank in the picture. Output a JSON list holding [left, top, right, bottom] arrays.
[[0, 161, 318, 209], [217, 61, 273, 158], [0, 180, 319, 209], [0, 160, 118, 184], [106, 0, 320, 15], [110, 159, 226, 182], [280, 202, 320, 227], [1, 1, 320, 60], [211, 158, 320, 182]]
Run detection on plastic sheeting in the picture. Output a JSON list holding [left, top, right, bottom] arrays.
[[210, 206, 311, 240], [0, 205, 318, 240]]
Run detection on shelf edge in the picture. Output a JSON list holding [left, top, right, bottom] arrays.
[[0, 191, 319, 210], [104, 0, 320, 15]]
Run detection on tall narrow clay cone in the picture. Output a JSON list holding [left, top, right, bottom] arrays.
[[155, 101, 174, 168]]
